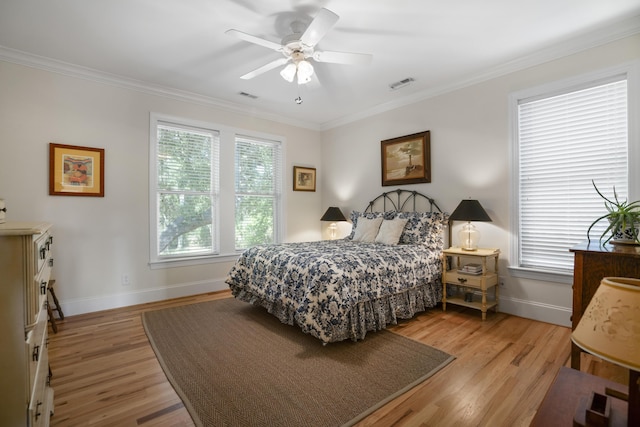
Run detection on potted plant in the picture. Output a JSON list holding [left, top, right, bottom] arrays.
[[587, 180, 640, 245]]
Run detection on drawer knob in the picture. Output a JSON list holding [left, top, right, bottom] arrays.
[[49, 258, 54, 267], [32, 344, 40, 362], [35, 401, 42, 420], [457, 277, 468, 284], [41, 282, 47, 295]]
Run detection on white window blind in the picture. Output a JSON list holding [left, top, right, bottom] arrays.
[[155, 122, 220, 258], [234, 135, 282, 250], [516, 76, 628, 273]]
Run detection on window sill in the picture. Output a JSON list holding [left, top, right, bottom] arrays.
[[149, 253, 240, 269], [508, 266, 573, 285]]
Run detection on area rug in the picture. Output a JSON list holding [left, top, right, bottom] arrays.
[[142, 297, 454, 427]]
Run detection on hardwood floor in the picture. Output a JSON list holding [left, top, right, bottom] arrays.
[[49, 291, 582, 426]]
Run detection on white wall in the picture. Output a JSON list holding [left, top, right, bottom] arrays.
[[321, 34, 640, 327], [0, 61, 322, 315]]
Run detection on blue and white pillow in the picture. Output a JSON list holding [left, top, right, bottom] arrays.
[[392, 211, 448, 249]]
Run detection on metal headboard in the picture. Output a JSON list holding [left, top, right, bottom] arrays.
[[363, 189, 443, 213]]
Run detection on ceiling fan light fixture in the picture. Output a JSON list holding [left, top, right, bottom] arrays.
[[296, 60, 314, 84], [280, 63, 297, 82], [228, 8, 371, 84]]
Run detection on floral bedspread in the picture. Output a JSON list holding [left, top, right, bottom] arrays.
[[225, 239, 443, 343]]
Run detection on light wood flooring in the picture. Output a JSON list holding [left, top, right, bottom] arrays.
[[47, 291, 620, 427]]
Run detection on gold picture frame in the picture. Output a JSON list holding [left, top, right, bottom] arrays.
[[49, 143, 105, 197], [381, 131, 431, 186], [293, 166, 316, 192]]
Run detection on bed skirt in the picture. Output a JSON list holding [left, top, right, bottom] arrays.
[[232, 280, 442, 343]]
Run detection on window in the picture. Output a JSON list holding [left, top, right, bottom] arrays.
[[150, 114, 284, 266], [234, 135, 282, 250], [510, 64, 637, 282]]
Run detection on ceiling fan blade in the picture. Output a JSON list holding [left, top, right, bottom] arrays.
[[312, 50, 372, 65], [240, 57, 290, 79], [225, 29, 283, 52], [300, 8, 339, 47]]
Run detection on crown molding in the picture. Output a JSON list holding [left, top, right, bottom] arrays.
[[1, 14, 638, 133], [0, 46, 322, 131], [320, 14, 640, 130]]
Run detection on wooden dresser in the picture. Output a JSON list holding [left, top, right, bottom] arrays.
[[569, 241, 640, 369], [0, 222, 55, 427]]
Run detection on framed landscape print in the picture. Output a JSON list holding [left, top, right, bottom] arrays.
[[49, 143, 105, 196], [293, 166, 316, 192], [381, 131, 431, 186]]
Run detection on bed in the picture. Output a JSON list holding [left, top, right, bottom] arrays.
[[225, 190, 448, 344]]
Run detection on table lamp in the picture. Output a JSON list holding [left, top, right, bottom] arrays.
[[320, 207, 347, 240], [448, 199, 492, 250], [571, 277, 640, 427]]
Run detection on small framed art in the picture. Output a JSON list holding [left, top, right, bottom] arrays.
[[49, 143, 105, 197], [293, 166, 316, 192], [381, 131, 431, 186]]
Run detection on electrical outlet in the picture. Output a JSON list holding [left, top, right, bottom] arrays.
[[121, 274, 130, 286]]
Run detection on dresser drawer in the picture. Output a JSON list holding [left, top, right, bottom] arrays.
[[28, 328, 51, 427], [28, 262, 51, 327], [27, 302, 48, 393], [34, 231, 52, 277]]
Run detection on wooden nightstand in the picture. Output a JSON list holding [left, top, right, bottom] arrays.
[[442, 247, 500, 320]]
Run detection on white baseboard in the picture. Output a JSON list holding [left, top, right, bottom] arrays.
[[58, 281, 572, 328], [59, 279, 229, 317], [498, 295, 571, 327]]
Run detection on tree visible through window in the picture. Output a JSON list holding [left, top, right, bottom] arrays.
[[150, 114, 284, 264], [235, 136, 282, 250], [155, 123, 218, 258]]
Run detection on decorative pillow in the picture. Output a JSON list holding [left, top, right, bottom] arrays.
[[348, 211, 394, 240], [375, 218, 409, 245], [392, 211, 448, 248], [352, 217, 384, 242]]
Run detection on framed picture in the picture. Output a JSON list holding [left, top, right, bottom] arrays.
[[293, 166, 316, 192], [49, 143, 105, 197], [381, 130, 431, 186]]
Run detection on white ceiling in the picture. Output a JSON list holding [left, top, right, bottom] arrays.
[[1, 1, 639, 129]]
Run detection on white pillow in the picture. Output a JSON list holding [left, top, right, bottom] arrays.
[[352, 217, 383, 242], [375, 218, 409, 245]]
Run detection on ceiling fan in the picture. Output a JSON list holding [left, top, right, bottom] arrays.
[[226, 8, 372, 85]]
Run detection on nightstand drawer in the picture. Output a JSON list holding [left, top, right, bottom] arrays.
[[445, 271, 497, 289]]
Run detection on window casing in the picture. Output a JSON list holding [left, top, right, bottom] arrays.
[[509, 63, 638, 283], [150, 113, 284, 266]]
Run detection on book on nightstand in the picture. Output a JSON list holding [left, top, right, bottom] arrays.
[[457, 263, 482, 275]]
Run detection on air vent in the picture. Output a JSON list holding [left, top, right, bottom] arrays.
[[239, 91, 258, 99], [389, 77, 415, 91]]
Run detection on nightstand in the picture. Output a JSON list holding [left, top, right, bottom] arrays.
[[442, 247, 500, 320]]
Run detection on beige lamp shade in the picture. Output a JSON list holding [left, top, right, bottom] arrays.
[[571, 277, 640, 371]]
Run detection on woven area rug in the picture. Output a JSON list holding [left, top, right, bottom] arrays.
[[142, 297, 454, 427]]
